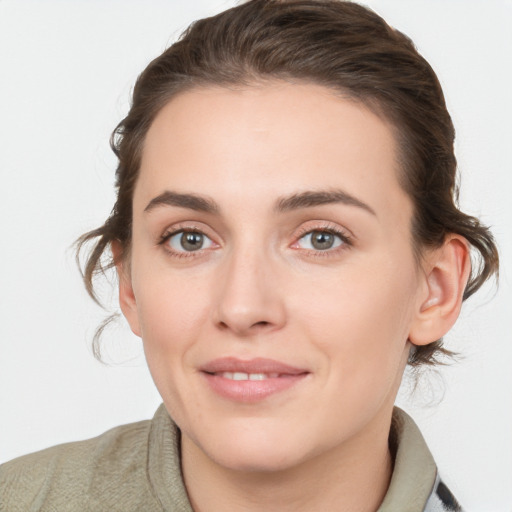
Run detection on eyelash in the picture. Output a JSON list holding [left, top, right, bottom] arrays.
[[158, 222, 353, 259], [158, 225, 213, 259], [293, 223, 353, 257]]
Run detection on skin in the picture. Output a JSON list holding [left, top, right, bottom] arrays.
[[116, 82, 470, 511]]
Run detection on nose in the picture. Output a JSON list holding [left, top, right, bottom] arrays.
[[212, 245, 287, 337]]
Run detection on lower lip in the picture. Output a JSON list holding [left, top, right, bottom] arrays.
[[202, 373, 308, 403]]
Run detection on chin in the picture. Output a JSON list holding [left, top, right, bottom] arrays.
[[184, 416, 326, 474]]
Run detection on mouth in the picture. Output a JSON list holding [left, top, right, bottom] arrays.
[[200, 357, 310, 402], [214, 372, 281, 380]]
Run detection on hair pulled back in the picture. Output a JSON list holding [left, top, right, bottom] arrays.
[[77, 0, 499, 365]]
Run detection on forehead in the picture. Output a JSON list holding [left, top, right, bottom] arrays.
[[135, 82, 412, 225]]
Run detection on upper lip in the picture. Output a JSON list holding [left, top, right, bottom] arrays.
[[200, 357, 309, 375]]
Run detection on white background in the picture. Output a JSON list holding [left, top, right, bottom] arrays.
[[0, 1, 510, 510]]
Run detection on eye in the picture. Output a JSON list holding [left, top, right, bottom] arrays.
[[296, 230, 345, 251], [166, 230, 215, 252]]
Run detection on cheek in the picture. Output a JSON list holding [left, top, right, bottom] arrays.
[[132, 252, 211, 334], [133, 271, 213, 420], [132, 264, 212, 368], [296, 255, 418, 381]]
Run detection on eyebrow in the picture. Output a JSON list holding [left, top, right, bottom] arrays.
[[144, 188, 376, 217], [144, 191, 219, 214], [276, 189, 376, 216]]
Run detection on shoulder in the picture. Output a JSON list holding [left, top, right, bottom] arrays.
[[0, 417, 163, 512]]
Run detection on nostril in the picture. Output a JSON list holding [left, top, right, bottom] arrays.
[[252, 321, 271, 328]]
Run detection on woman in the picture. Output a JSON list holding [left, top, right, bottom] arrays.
[[0, 1, 502, 510]]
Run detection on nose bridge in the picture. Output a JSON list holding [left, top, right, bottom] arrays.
[[213, 236, 285, 335]]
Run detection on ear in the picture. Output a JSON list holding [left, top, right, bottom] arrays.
[[111, 240, 141, 338], [408, 235, 471, 346]]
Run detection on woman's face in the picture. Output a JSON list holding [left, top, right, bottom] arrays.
[[122, 82, 427, 472]]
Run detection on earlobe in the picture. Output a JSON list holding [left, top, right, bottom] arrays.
[[111, 241, 142, 338], [409, 235, 471, 346]]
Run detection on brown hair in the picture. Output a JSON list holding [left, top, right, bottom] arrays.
[[77, 0, 499, 365]]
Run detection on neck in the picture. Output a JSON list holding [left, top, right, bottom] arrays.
[[181, 408, 394, 512]]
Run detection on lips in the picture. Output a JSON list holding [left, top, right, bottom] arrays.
[[200, 357, 309, 402]]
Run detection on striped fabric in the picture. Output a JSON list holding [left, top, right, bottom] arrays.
[[425, 474, 463, 512]]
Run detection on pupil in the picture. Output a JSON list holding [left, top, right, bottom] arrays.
[[312, 231, 333, 250], [181, 232, 203, 251]]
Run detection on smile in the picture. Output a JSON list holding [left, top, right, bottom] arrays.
[[200, 358, 310, 402]]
